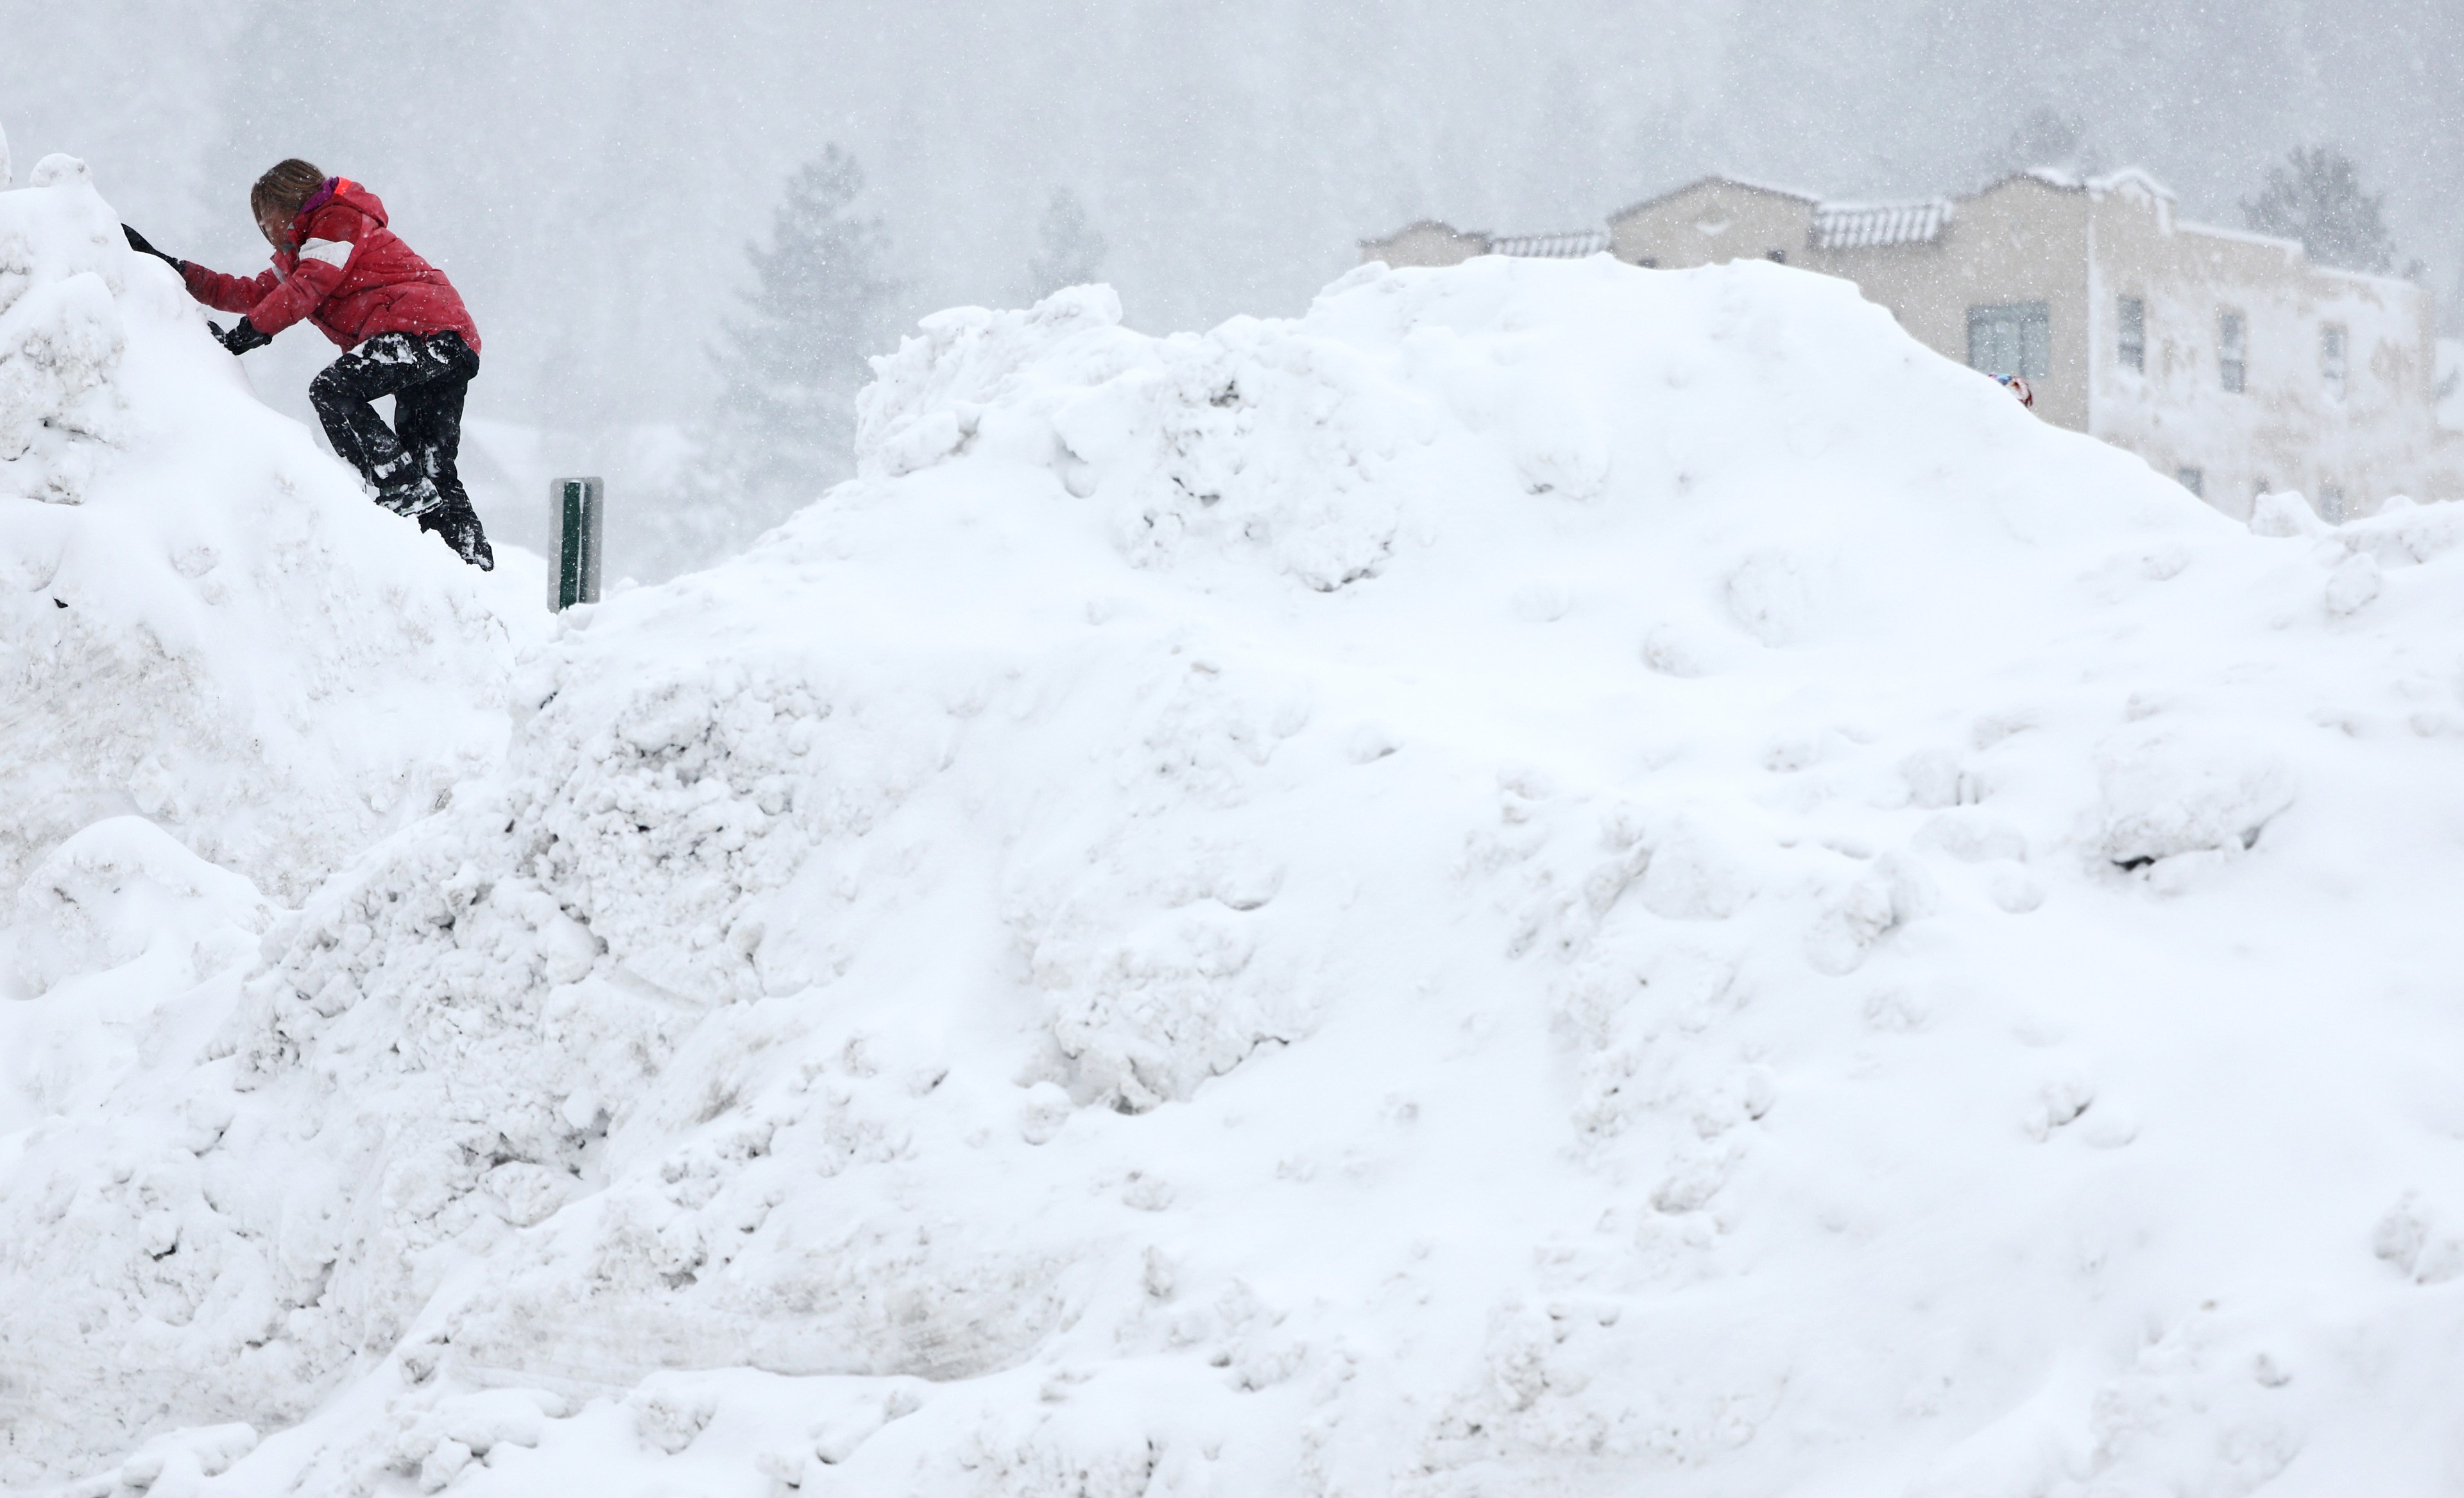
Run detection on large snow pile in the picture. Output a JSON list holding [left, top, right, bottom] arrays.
[[10, 230, 2464, 1496], [0, 156, 536, 907], [0, 150, 540, 1475]]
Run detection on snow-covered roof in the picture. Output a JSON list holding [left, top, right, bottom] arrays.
[[2165, 216, 2428, 294], [1488, 228, 1612, 259], [1810, 198, 1952, 250], [1989, 166, 2180, 204], [1610, 175, 1822, 222], [2085, 168, 2175, 202], [1714, 174, 1824, 203], [2169, 216, 2307, 259], [1358, 218, 1482, 248]]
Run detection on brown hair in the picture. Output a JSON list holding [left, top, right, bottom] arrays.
[[250, 159, 327, 223]]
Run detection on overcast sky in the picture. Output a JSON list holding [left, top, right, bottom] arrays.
[[6, 0, 2459, 436]]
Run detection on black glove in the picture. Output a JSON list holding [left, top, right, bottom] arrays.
[[122, 224, 185, 273], [214, 317, 273, 355]]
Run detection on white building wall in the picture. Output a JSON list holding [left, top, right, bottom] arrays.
[[2086, 180, 2443, 520], [1607, 180, 1815, 270]]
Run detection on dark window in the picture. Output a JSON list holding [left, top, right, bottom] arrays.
[[2118, 297, 2144, 372], [1637, 256, 1659, 269], [1766, 248, 1787, 264], [1968, 302, 2051, 380], [2219, 311, 2246, 393], [2320, 325, 2347, 399], [2176, 467, 2204, 497]]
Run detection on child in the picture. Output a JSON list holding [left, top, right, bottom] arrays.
[[123, 159, 493, 569]]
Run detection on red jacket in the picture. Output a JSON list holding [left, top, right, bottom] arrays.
[[182, 178, 480, 353]]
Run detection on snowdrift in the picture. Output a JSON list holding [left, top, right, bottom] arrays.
[[0, 155, 536, 912], [10, 226, 2464, 1497]]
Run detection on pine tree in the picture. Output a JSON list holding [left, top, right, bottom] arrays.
[[2241, 146, 2399, 275], [1025, 187, 1107, 302], [665, 146, 901, 571]]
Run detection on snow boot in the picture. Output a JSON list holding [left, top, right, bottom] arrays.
[[374, 474, 444, 519], [420, 496, 495, 571]]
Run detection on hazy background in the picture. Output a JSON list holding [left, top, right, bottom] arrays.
[[6, 0, 2460, 573]]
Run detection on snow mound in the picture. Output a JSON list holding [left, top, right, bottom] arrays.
[[0, 162, 539, 908], [11, 255, 2464, 1494]]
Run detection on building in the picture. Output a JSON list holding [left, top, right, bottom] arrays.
[[1366, 172, 2458, 518], [1358, 221, 1611, 268]]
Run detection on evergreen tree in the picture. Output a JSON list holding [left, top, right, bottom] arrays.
[[2241, 146, 2399, 275], [667, 146, 901, 571], [1025, 187, 1107, 301]]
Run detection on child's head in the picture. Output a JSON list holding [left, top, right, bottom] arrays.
[[249, 159, 327, 245]]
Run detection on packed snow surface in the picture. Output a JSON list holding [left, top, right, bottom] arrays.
[[0, 158, 536, 906], [7, 164, 2464, 1497]]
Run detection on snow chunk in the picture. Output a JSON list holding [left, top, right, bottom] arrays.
[[10, 815, 268, 997], [2094, 730, 2295, 870]]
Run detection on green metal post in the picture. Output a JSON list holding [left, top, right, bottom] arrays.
[[549, 477, 603, 610]]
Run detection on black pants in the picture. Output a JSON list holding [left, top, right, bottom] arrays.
[[309, 331, 479, 518]]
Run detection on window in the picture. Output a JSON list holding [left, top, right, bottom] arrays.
[[2119, 297, 2145, 372], [1968, 302, 2051, 380], [2176, 467, 2204, 497], [2218, 311, 2246, 393], [1638, 256, 1659, 269], [1766, 248, 1787, 264], [2320, 485, 2346, 522], [2320, 325, 2347, 400]]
